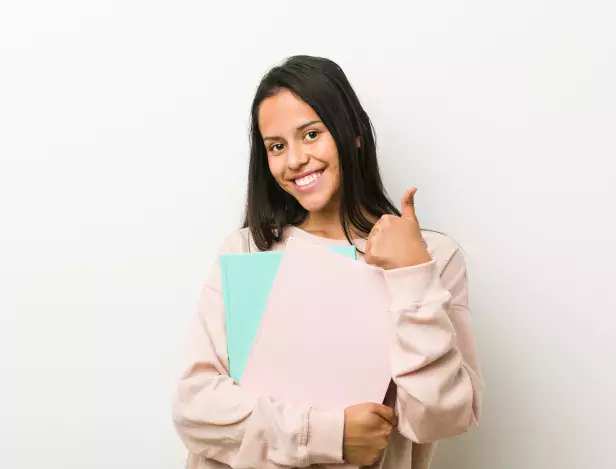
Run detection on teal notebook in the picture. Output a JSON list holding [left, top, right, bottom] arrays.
[[220, 244, 357, 382]]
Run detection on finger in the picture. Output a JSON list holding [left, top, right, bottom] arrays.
[[367, 222, 380, 245], [370, 404, 398, 427], [367, 232, 379, 259], [370, 218, 383, 233], [400, 187, 418, 220], [367, 225, 380, 239], [364, 240, 376, 266], [369, 230, 379, 244], [390, 410, 399, 428]]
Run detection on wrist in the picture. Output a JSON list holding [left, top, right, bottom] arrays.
[[385, 248, 431, 270], [306, 408, 345, 465]]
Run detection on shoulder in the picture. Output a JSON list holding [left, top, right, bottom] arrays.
[[216, 228, 256, 255], [421, 230, 465, 274], [202, 229, 256, 291], [217, 227, 291, 254]]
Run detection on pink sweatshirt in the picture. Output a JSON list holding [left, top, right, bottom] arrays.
[[173, 226, 483, 469]]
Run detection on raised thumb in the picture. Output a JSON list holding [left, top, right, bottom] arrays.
[[401, 188, 417, 219]]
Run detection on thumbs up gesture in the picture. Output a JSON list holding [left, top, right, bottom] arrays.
[[365, 188, 432, 270]]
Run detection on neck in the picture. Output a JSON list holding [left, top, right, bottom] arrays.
[[299, 213, 346, 240]]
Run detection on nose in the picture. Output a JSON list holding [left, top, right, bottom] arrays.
[[286, 142, 309, 170]]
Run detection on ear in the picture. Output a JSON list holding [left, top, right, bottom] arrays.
[[355, 136, 361, 148]]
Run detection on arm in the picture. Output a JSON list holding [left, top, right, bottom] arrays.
[[172, 238, 345, 468], [383, 246, 483, 443]]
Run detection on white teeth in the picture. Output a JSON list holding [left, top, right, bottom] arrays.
[[295, 171, 322, 187]]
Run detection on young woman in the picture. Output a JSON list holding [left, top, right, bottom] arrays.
[[173, 55, 483, 469]]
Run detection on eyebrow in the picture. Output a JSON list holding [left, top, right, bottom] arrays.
[[262, 120, 323, 142]]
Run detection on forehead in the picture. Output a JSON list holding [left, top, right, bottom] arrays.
[[258, 89, 321, 135]]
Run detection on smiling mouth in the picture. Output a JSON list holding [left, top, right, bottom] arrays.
[[292, 170, 324, 191]]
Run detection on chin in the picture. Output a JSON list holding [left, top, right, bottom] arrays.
[[295, 195, 333, 213], [299, 202, 325, 213]]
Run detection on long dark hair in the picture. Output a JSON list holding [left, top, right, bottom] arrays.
[[242, 55, 400, 251]]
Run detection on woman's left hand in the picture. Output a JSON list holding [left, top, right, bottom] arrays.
[[365, 188, 432, 270]]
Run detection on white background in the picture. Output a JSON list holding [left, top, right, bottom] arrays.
[[1, 1, 615, 468]]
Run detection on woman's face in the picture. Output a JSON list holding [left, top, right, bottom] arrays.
[[258, 89, 341, 214]]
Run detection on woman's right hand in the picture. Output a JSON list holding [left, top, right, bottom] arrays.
[[342, 403, 398, 467]]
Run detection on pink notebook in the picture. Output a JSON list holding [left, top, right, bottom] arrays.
[[240, 236, 393, 412]]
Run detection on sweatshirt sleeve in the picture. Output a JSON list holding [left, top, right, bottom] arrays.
[[172, 234, 345, 468], [383, 242, 483, 444]]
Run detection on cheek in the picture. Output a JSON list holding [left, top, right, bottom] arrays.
[[325, 150, 341, 190], [314, 137, 340, 166], [267, 156, 284, 181]]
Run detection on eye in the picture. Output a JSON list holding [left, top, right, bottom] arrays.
[[304, 130, 320, 142], [269, 143, 285, 153]]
